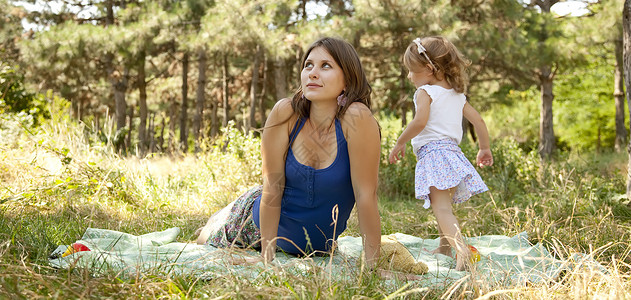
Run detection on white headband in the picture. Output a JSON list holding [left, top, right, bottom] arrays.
[[412, 38, 437, 71]]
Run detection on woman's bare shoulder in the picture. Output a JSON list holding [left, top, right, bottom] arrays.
[[272, 98, 293, 115], [341, 102, 379, 137], [266, 98, 295, 126]]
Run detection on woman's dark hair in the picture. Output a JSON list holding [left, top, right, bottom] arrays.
[[291, 37, 372, 119]]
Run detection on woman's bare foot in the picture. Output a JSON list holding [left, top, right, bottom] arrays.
[[194, 227, 203, 237]]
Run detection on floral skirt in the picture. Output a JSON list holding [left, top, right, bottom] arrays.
[[414, 139, 488, 209], [205, 185, 262, 249]]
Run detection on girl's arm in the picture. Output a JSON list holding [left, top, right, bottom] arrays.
[[259, 98, 293, 263], [388, 90, 431, 164], [343, 102, 381, 270], [463, 102, 493, 167]]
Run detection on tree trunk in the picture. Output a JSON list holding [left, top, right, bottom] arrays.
[[211, 100, 219, 137], [108, 65, 128, 153], [113, 72, 128, 132], [295, 48, 303, 86], [399, 65, 408, 127], [536, 0, 557, 159], [148, 112, 155, 154], [258, 54, 268, 127], [298, 0, 307, 20], [222, 53, 230, 127], [169, 97, 178, 153], [180, 52, 189, 152], [138, 51, 148, 156], [623, 0, 631, 201], [538, 66, 555, 158], [194, 47, 207, 152], [105, 0, 114, 25], [127, 104, 133, 150], [274, 58, 287, 101], [78, 97, 86, 121], [615, 35, 627, 152], [104, 0, 128, 153], [248, 44, 262, 133], [159, 115, 166, 152]]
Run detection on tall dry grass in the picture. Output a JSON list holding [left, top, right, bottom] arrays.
[[0, 113, 630, 299]]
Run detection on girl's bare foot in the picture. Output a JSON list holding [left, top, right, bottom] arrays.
[[455, 255, 468, 271], [454, 248, 474, 271], [425, 245, 452, 257]]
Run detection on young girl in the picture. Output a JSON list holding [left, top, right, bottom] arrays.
[[388, 36, 493, 271]]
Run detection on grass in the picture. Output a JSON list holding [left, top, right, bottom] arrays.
[[1, 114, 630, 299]]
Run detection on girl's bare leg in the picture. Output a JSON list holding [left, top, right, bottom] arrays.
[[429, 186, 470, 271]]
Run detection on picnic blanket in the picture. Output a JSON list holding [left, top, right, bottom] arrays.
[[48, 227, 605, 287]]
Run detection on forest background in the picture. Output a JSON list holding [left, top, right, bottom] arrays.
[[1, 0, 631, 298]]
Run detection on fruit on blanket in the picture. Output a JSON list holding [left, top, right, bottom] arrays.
[[455, 245, 481, 264], [469, 245, 481, 263], [379, 235, 428, 274], [62, 243, 91, 257]]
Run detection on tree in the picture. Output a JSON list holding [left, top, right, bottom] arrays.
[[248, 44, 263, 133], [623, 0, 631, 199], [574, 0, 626, 152], [119, 3, 176, 156], [350, 0, 459, 123], [532, 0, 559, 158], [19, 22, 107, 121], [180, 51, 189, 152], [515, 0, 592, 158], [0, 64, 49, 125], [616, 30, 627, 152], [0, 0, 25, 65], [173, 0, 216, 153], [200, 0, 302, 133]]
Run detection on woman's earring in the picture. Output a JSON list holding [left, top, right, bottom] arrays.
[[337, 91, 347, 106], [301, 94, 306, 101]]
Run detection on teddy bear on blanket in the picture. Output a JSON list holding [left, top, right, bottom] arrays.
[[378, 234, 428, 275]]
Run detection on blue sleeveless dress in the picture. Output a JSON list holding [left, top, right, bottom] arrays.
[[253, 118, 356, 254]]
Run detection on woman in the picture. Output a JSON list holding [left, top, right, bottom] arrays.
[[196, 37, 381, 269]]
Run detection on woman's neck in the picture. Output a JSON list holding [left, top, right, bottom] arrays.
[[308, 101, 337, 131]]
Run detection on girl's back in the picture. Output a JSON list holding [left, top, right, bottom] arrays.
[[410, 85, 466, 154]]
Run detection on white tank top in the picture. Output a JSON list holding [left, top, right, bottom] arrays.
[[410, 85, 466, 154]]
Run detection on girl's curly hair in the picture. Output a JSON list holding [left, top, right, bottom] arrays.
[[403, 36, 471, 93]]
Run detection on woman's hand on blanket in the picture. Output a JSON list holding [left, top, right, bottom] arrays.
[[378, 269, 423, 281], [227, 255, 264, 266]]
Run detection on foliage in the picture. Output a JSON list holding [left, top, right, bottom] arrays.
[[9, 0, 622, 156], [484, 42, 618, 153], [485, 87, 540, 151], [378, 110, 415, 199], [0, 64, 50, 127], [555, 54, 618, 152], [0, 0, 23, 64]]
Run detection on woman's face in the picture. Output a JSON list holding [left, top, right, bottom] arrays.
[[301, 47, 345, 102]]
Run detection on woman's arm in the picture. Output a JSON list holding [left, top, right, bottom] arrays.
[[463, 102, 493, 167], [388, 90, 431, 164], [343, 103, 381, 269], [259, 98, 294, 263]]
